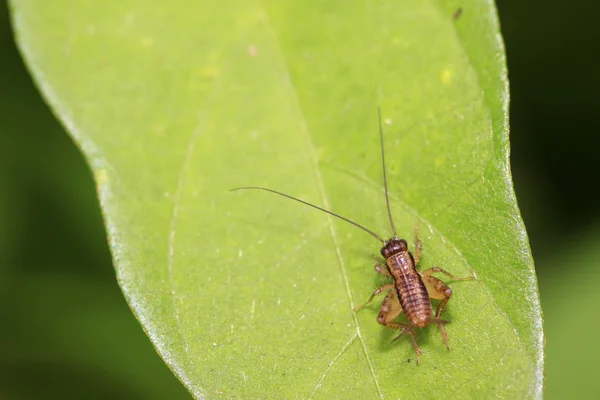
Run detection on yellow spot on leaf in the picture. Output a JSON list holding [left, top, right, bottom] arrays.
[[201, 67, 219, 78], [441, 67, 453, 86], [141, 37, 154, 47]]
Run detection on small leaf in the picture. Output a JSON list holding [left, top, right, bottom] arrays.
[[10, 0, 542, 398]]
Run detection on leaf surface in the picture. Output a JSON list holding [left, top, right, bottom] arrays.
[[10, 0, 543, 398]]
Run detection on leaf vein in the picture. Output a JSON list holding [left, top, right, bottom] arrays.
[[166, 111, 205, 394], [300, 122, 385, 399], [308, 333, 358, 398]]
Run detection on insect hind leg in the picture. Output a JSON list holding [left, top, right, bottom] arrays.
[[376, 290, 403, 325], [420, 273, 457, 350], [426, 317, 452, 350], [376, 291, 424, 363], [420, 268, 473, 349], [390, 324, 423, 363]]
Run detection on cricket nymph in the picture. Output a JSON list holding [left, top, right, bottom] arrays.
[[381, 238, 431, 329], [232, 108, 474, 364]]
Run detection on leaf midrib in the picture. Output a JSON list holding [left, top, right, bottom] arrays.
[[260, 5, 385, 398]]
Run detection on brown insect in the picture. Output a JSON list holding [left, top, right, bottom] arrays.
[[232, 109, 473, 363], [453, 7, 463, 21]]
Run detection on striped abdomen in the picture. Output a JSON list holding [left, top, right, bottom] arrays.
[[387, 252, 432, 328]]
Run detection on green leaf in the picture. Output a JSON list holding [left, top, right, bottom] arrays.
[[10, 0, 543, 398]]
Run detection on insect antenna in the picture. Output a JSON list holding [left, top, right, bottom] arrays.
[[230, 186, 384, 243], [378, 107, 398, 239]]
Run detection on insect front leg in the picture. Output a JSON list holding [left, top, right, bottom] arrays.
[[353, 282, 394, 311], [374, 262, 392, 277]]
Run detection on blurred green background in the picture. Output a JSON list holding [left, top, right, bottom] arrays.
[[1, 1, 597, 399]]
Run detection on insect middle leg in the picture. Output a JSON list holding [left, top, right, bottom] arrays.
[[378, 291, 424, 363], [354, 262, 393, 311], [353, 282, 393, 311], [420, 268, 473, 349]]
